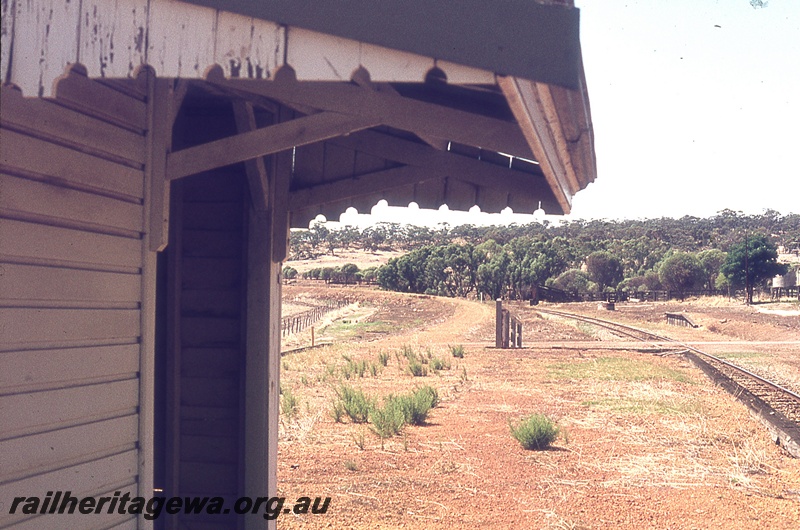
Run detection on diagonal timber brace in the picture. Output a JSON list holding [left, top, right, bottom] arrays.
[[233, 101, 270, 212], [166, 111, 380, 182], [213, 77, 536, 160]]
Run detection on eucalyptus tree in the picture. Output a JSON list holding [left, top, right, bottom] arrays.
[[721, 234, 787, 304]]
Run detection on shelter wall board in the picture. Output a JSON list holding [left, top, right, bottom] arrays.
[[0, 78, 147, 527]]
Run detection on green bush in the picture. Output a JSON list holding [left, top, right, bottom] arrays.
[[332, 384, 373, 423], [415, 384, 439, 408], [281, 385, 298, 419], [330, 402, 344, 423], [407, 359, 428, 377], [370, 384, 438, 438], [401, 385, 438, 425], [429, 356, 451, 371], [509, 414, 560, 450], [449, 344, 465, 358], [377, 351, 390, 366], [369, 397, 406, 439], [341, 355, 368, 380]]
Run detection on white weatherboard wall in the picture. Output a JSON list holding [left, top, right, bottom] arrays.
[[0, 74, 151, 529]]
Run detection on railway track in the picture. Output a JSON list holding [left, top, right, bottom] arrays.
[[534, 307, 800, 457]]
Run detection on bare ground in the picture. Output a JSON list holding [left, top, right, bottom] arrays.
[[277, 286, 800, 529]]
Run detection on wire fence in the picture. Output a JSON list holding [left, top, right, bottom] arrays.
[[534, 286, 739, 304], [281, 298, 353, 336]]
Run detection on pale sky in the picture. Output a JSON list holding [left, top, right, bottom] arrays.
[[322, 0, 799, 229], [572, 0, 799, 220]]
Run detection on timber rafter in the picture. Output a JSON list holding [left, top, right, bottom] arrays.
[[290, 129, 559, 212], [163, 63, 589, 219], [165, 73, 555, 214], [212, 74, 536, 159]]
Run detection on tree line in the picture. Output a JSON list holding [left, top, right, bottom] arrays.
[[283, 263, 379, 285], [290, 209, 799, 260], [289, 210, 797, 303]]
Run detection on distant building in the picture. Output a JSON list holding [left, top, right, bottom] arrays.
[[773, 267, 800, 288], [772, 266, 800, 300]]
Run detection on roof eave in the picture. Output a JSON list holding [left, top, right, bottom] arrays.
[[182, 0, 583, 89], [498, 73, 596, 215]]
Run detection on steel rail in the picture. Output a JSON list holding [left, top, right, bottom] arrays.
[[533, 307, 800, 434]]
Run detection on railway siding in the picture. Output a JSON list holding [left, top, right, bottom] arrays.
[[534, 307, 800, 458]]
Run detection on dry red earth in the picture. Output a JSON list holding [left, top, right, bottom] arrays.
[[277, 284, 800, 529]]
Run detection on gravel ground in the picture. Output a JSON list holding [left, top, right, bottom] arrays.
[[277, 286, 800, 529]]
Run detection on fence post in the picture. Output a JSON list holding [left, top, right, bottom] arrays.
[[503, 310, 510, 349], [495, 300, 503, 348]]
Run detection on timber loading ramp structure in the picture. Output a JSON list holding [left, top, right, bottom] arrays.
[[533, 308, 800, 459]]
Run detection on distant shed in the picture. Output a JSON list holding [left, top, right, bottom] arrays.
[[0, 1, 596, 528]]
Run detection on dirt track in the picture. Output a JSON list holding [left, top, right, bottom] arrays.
[[277, 285, 800, 529]]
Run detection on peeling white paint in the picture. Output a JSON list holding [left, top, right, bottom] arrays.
[[148, 0, 217, 78], [214, 10, 283, 79], [10, 0, 80, 96], [80, 0, 149, 79], [4, 0, 496, 97]]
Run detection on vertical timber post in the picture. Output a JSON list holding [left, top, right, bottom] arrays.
[[495, 299, 503, 348], [243, 108, 292, 529], [244, 205, 278, 530], [503, 311, 510, 349]]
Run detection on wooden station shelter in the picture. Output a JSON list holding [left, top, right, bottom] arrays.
[[0, 0, 596, 528]]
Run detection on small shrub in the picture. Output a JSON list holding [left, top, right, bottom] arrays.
[[509, 414, 560, 450], [281, 386, 298, 419], [333, 384, 373, 423], [415, 384, 439, 409], [369, 361, 379, 377], [352, 430, 366, 450], [430, 356, 451, 371], [450, 344, 465, 358], [408, 359, 428, 377], [344, 459, 358, 471], [356, 359, 368, 377], [370, 397, 406, 440], [378, 351, 390, 366], [342, 355, 368, 379], [398, 385, 438, 425], [330, 401, 344, 423]]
